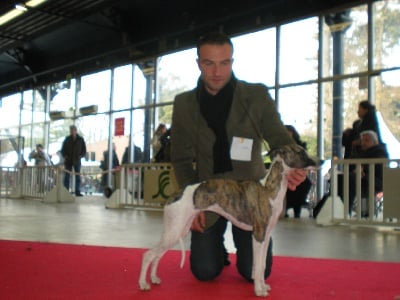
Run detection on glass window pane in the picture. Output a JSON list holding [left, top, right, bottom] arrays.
[[280, 18, 318, 84], [278, 84, 318, 157], [78, 70, 111, 113], [344, 6, 368, 75], [21, 90, 34, 126], [232, 28, 276, 87], [113, 65, 133, 110], [373, 70, 400, 158], [51, 79, 77, 112], [0, 93, 21, 131], [322, 82, 333, 159], [48, 119, 73, 164], [323, 6, 368, 77], [132, 109, 145, 153], [75, 114, 109, 165], [157, 48, 198, 103], [156, 104, 172, 127], [342, 77, 369, 130], [373, 0, 400, 69], [133, 66, 147, 107]]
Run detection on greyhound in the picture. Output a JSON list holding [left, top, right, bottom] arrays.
[[138, 144, 317, 297]]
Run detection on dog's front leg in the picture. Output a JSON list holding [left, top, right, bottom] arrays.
[[260, 233, 272, 293], [252, 237, 269, 297]]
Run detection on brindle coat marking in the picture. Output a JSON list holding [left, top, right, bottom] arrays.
[[194, 161, 283, 242], [138, 144, 317, 297]]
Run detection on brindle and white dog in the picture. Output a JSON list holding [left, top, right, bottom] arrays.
[[138, 144, 317, 297]]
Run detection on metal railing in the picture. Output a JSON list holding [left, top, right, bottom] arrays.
[[330, 158, 400, 226], [0, 167, 18, 198], [18, 166, 58, 199], [0, 165, 74, 203]]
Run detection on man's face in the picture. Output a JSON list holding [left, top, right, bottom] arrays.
[[70, 127, 77, 137], [361, 134, 376, 150], [197, 43, 233, 95]]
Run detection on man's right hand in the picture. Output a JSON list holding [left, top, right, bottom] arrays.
[[191, 212, 206, 233]]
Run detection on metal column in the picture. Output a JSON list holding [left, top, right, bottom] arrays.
[[317, 16, 325, 199], [367, 3, 375, 104], [275, 25, 281, 108], [129, 64, 136, 163], [326, 12, 352, 159], [140, 61, 155, 163], [17, 92, 23, 167], [107, 69, 115, 187], [44, 86, 51, 151]]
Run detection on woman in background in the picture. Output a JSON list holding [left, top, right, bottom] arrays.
[[284, 125, 312, 218]]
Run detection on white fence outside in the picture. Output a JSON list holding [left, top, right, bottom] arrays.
[[326, 158, 400, 226]]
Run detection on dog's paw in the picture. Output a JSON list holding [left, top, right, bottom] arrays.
[[254, 288, 269, 297], [139, 281, 151, 291], [151, 275, 162, 285], [254, 282, 270, 297]]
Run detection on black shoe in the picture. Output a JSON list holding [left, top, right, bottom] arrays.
[[75, 193, 84, 197]]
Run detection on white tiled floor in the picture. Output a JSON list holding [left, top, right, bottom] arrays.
[[1, 196, 399, 262]]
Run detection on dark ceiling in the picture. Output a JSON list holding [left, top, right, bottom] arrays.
[[0, 0, 366, 97]]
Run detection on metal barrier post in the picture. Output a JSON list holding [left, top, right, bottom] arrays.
[[43, 167, 74, 203]]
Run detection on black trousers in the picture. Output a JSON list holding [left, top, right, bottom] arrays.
[[190, 217, 273, 282]]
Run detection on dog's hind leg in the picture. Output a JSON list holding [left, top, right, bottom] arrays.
[[139, 231, 182, 289], [139, 248, 160, 290]]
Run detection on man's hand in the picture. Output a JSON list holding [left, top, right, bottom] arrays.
[[286, 169, 307, 191], [191, 212, 206, 233]]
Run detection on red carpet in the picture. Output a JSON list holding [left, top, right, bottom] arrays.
[[0, 240, 399, 300]]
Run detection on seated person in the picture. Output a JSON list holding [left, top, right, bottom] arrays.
[[358, 130, 388, 194], [338, 130, 388, 214]]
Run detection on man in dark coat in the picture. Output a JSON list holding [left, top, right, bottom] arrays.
[[122, 144, 143, 164], [61, 125, 87, 196], [171, 32, 306, 284]]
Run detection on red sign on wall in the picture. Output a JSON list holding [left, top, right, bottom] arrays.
[[115, 118, 125, 136]]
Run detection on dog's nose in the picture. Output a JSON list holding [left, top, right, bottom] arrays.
[[305, 157, 318, 168]]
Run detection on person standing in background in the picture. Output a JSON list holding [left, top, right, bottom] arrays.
[[29, 144, 52, 166], [284, 125, 312, 218], [61, 125, 87, 197], [29, 144, 52, 192], [100, 143, 120, 189], [151, 123, 167, 161]]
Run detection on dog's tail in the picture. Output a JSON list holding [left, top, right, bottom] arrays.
[[179, 238, 185, 268]]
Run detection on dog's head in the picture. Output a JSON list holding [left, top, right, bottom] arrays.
[[269, 144, 318, 170]]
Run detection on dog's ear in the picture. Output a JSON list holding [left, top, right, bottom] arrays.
[[268, 146, 287, 160]]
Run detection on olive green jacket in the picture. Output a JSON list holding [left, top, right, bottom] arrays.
[[171, 80, 293, 189]]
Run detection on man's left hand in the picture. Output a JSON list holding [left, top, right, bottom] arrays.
[[286, 169, 307, 191]]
